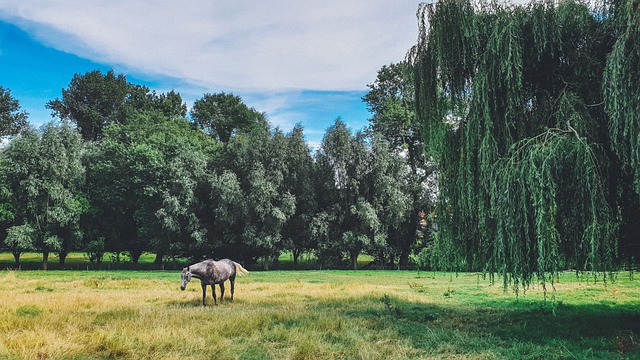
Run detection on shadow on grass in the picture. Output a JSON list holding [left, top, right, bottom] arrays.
[[316, 295, 640, 359], [165, 298, 240, 308]]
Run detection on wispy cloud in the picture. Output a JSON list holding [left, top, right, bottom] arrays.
[[0, 1, 420, 91], [0, 1, 421, 144]]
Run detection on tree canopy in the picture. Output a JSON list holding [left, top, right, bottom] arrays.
[[191, 92, 268, 143], [0, 86, 29, 137], [47, 70, 187, 141], [1, 123, 85, 269], [408, 0, 638, 290], [363, 62, 434, 267]]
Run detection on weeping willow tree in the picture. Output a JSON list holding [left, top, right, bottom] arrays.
[[604, 0, 640, 262], [408, 0, 639, 292]]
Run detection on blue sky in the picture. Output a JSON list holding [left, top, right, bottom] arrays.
[[0, 1, 421, 148]]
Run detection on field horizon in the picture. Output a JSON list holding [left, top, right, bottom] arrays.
[[0, 251, 378, 271]]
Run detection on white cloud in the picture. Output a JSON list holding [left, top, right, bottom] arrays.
[[0, 1, 423, 147], [0, 1, 421, 92]]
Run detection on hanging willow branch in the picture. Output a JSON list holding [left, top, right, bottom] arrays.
[[410, 0, 621, 293], [604, 0, 640, 194], [491, 129, 616, 294]]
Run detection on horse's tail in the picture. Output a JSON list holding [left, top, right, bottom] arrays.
[[234, 262, 249, 276]]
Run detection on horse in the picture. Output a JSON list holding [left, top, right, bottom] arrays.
[[180, 259, 249, 306]]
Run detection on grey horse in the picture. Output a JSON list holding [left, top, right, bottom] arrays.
[[180, 259, 249, 306]]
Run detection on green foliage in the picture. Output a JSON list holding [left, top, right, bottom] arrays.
[[315, 120, 412, 269], [126, 86, 187, 120], [47, 70, 129, 141], [4, 224, 36, 252], [0, 85, 29, 137], [1, 73, 428, 269], [491, 131, 616, 293], [364, 62, 435, 267], [410, 0, 626, 289], [604, 0, 640, 194], [191, 92, 268, 143], [85, 112, 211, 263], [15, 305, 42, 317], [47, 70, 187, 141], [1, 123, 86, 268], [206, 125, 298, 265], [280, 124, 318, 268], [84, 237, 106, 265]]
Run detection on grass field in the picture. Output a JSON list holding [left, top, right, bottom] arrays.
[[0, 252, 175, 271], [1, 269, 639, 359], [0, 252, 374, 271]]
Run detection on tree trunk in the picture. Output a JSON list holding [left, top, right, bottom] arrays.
[[293, 249, 300, 270], [42, 251, 49, 270], [350, 252, 358, 270], [12, 252, 20, 268], [263, 255, 270, 271], [130, 250, 142, 269], [399, 204, 419, 268], [154, 251, 164, 269], [59, 252, 67, 269], [385, 252, 394, 270]]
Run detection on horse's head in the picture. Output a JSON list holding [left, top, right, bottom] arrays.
[[180, 266, 192, 291]]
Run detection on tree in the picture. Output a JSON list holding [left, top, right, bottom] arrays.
[[126, 85, 188, 120], [3, 224, 36, 267], [603, 0, 640, 263], [281, 124, 318, 269], [364, 62, 434, 267], [153, 138, 208, 265], [315, 119, 358, 268], [366, 135, 412, 268], [225, 127, 296, 268], [85, 112, 211, 266], [243, 162, 296, 269], [47, 70, 129, 141], [408, 0, 621, 291], [48, 70, 188, 141], [0, 86, 29, 137], [199, 169, 246, 259], [1, 123, 86, 269], [191, 92, 267, 143], [315, 119, 395, 270]]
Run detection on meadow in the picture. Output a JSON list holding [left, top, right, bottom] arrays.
[[0, 267, 639, 359], [0, 252, 371, 271]]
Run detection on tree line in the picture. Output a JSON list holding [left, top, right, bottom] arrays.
[[0, 67, 432, 270]]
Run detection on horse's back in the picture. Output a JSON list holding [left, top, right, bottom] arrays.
[[211, 259, 236, 282]]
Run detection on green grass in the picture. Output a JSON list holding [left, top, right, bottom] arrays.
[[0, 252, 163, 270], [0, 269, 638, 359], [0, 251, 375, 271]]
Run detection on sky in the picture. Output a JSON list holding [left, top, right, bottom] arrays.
[[0, 1, 423, 148]]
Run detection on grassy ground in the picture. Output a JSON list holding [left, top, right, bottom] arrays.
[[0, 252, 375, 271], [0, 269, 638, 359], [0, 252, 173, 271]]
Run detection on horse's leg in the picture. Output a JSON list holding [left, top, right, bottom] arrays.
[[219, 281, 225, 302], [201, 282, 207, 306], [211, 284, 217, 305], [230, 275, 236, 301]]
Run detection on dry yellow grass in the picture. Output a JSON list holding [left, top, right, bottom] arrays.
[[0, 270, 638, 359], [0, 271, 416, 359]]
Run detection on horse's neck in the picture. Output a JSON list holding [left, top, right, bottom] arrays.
[[190, 261, 211, 279]]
